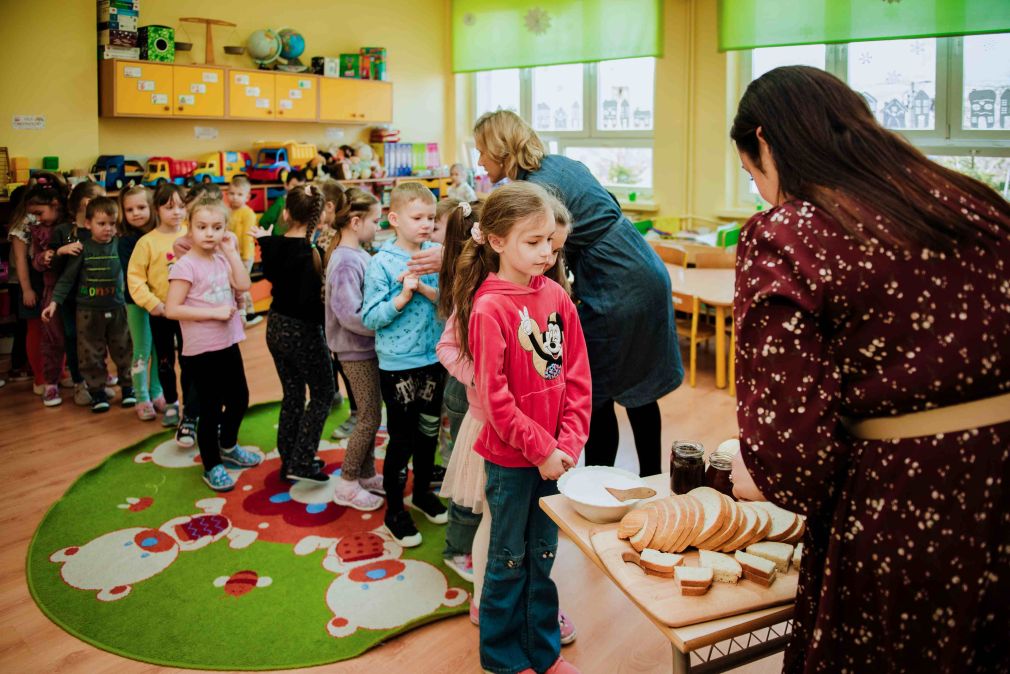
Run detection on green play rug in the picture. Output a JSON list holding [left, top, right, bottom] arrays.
[[27, 401, 471, 670]]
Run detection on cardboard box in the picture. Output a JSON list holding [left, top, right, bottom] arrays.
[[98, 29, 138, 47], [97, 0, 141, 10], [339, 53, 360, 78], [97, 5, 139, 22], [360, 47, 387, 80], [98, 16, 139, 32], [311, 56, 340, 78], [139, 25, 175, 63], [11, 156, 29, 171], [98, 45, 141, 60]]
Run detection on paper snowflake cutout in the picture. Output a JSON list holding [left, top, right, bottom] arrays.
[[859, 52, 872, 65], [524, 7, 551, 35]]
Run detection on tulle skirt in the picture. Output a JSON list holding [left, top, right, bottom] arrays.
[[439, 412, 486, 513]]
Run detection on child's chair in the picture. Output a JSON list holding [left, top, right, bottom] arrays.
[[693, 250, 736, 269], [651, 241, 688, 267], [671, 291, 714, 387]]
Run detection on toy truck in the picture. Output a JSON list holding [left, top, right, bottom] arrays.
[[248, 141, 318, 183], [144, 156, 198, 186], [91, 155, 146, 190], [192, 151, 252, 184]]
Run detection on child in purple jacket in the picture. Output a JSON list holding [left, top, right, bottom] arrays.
[[323, 187, 385, 511]]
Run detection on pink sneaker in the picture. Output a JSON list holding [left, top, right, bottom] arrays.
[[42, 385, 63, 407], [358, 474, 385, 494], [333, 478, 384, 511], [558, 610, 577, 645], [546, 656, 580, 674], [135, 401, 157, 421], [469, 601, 479, 625]]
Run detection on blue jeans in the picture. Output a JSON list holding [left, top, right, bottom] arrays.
[[480, 463, 560, 674]]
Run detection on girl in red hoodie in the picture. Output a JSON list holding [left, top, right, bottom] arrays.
[[450, 181, 591, 674]]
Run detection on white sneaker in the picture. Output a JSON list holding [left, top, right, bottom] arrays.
[[244, 314, 263, 327], [73, 382, 93, 406], [445, 554, 475, 583], [32, 383, 45, 396], [331, 413, 358, 439]]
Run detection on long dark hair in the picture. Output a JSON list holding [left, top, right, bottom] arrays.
[[285, 183, 325, 278], [152, 183, 186, 228], [437, 200, 481, 320], [730, 66, 1010, 250]]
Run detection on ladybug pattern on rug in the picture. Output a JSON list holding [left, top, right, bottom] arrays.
[[296, 530, 467, 637], [49, 498, 257, 602], [214, 570, 273, 597]]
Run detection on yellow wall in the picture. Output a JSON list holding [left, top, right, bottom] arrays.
[[1, 0, 451, 173]]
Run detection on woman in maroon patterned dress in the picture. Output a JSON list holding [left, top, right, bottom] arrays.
[[727, 66, 1010, 673]]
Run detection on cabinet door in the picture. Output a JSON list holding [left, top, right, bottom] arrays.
[[319, 78, 392, 123], [274, 74, 318, 121], [112, 61, 174, 116], [228, 70, 276, 119], [173, 66, 225, 117]]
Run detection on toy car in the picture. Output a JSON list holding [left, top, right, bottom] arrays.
[[143, 156, 198, 186], [91, 155, 146, 190], [248, 141, 317, 183], [192, 151, 252, 184]]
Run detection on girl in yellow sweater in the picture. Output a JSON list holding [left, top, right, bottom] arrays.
[[127, 184, 198, 446]]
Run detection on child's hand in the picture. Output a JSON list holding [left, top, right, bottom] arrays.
[[212, 305, 236, 321], [58, 242, 83, 256], [42, 249, 55, 266], [538, 448, 574, 481], [249, 224, 273, 239], [150, 303, 166, 317], [220, 231, 239, 253], [398, 274, 419, 301], [23, 288, 38, 308], [41, 301, 57, 322]]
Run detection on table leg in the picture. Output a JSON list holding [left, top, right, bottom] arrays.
[[714, 305, 726, 389], [673, 644, 691, 674]]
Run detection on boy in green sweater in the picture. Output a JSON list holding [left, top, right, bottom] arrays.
[[42, 196, 134, 413]]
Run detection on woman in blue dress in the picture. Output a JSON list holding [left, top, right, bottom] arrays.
[[469, 111, 682, 474]]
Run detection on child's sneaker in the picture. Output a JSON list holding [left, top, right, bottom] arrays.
[[162, 402, 180, 427], [384, 510, 422, 548], [176, 419, 197, 448], [410, 492, 448, 524], [32, 383, 45, 396], [331, 413, 358, 439], [469, 601, 480, 625], [91, 390, 110, 413], [73, 382, 92, 406], [42, 385, 63, 407], [0, 379, 5, 389], [431, 463, 446, 487], [558, 611, 577, 646], [333, 477, 384, 511], [135, 400, 157, 421], [9, 369, 31, 382], [120, 386, 137, 408], [445, 553, 474, 583], [221, 445, 262, 469], [244, 314, 263, 327], [107, 374, 119, 387], [330, 390, 344, 410], [359, 474, 385, 494], [59, 375, 75, 389], [545, 657, 580, 674], [285, 465, 330, 484], [152, 395, 167, 413], [203, 464, 235, 492]]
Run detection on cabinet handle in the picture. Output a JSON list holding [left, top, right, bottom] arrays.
[[164, 106, 171, 111], [178, 106, 184, 111], [278, 110, 283, 115]]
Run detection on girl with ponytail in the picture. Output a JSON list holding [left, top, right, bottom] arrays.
[[251, 184, 334, 484]]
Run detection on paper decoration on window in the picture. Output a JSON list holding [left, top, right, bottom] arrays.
[[246, 86, 260, 97], [138, 80, 155, 91], [235, 74, 250, 85], [124, 66, 142, 78], [202, 72, 219, 83]]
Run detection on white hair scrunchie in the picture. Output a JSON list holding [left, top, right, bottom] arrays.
[[458, 201, 472, 217], [471, 222, 485, 245]]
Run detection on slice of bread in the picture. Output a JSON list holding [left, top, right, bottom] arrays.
[[743, 568, 777, 587], [679, 584, 711, 596], [742, 504, 773, 547], [681, 495, 706, 552], [640, 548, 685, 574], [686, 487, 730, 547], [618, 509, 647, 540], [745, 541, 793, 573], [668, 497, 693, 552], [720, 503, 758, 552], [650, 498, 671, 552], [750, 502, 798, 542], [698, 549, 742, 583], [792, 543, 803, 567], [782, 516, 806, 545], [674, 565, 714, 590], [629, 505, 659, 552], [699, 496, 742, 550], [660, 498, 686, 553], [734, 550, 777, 580]]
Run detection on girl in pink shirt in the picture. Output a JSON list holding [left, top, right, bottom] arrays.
[[165, 196, 262, 492], [449, 182, 590, 674]]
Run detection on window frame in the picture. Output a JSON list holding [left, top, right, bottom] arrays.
[[470, 58, 657, 198], [732, 36, 1010, 211]]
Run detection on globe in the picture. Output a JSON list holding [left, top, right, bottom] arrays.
[[247, 29, 282, 65], [278, 29, 305, 60]]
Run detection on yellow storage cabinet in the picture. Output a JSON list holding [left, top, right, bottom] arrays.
[[228, 70, 277, 120], [319, 78, 392, 123], [173, 65, 226, 118], [274, 74, 318, 121], [101, 60, 175, 117]]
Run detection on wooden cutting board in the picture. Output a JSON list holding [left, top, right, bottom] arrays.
[[590, 527, 797, 628]]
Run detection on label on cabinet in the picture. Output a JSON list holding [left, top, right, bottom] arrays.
[[190, 83, 207, 94], [194, 126, 219, 139], [279, 99, 293, 110], [235, 74, 250, 85], [179, 94, 196, 106], [289, 89, 302, 99], [202, 72, 219, 83], [245, 86, 260, 97], [298, 79, 312, 88], [255, 98, 271, 109], [152, 93, 169, 105], [138, 80, 155, 91], [124, 66, 142, 78]]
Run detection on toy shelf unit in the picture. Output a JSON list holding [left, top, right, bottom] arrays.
[[99, 60, 392, 124]]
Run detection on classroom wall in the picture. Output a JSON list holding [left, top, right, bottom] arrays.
[[1, 1, 451, 173]]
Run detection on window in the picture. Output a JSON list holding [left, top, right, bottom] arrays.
[[733, 35, 1010, 210], [471, 58, 656, 198]]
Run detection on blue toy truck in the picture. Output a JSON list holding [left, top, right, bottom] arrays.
[[92, 155, 145, 191]]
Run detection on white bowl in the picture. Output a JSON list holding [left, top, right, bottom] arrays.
[[557, 465, 647, 523]]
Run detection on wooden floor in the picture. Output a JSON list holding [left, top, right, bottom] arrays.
[[0, 327, 783, 674]]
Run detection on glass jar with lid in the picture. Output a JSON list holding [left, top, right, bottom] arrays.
[[670, 441, 704, 494]]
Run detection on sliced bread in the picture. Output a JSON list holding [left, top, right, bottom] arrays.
[[750, 502, 798, 542], [699, 496, 742, 550], [618, 509, 647, 540], [698, 549, 742, 583], [669, 496, 695, 553], [743, 568, 777, 588], [640, 548, 685, 574], [650, 498, 671, 552], [629, 505, 659, 552], [680, 495, 706, 552], [720, 503, 759, 552], [742, 504, 773, 547], [686, 487, 730, 547], [792, 543, 803, 567], [734, 550, 777, 580], [674, 565, 713, 595], [782, 516, 806, 545], [745, 541, 793, 573]]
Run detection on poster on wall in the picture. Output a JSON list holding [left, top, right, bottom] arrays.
[[12, 115, 46, 130]]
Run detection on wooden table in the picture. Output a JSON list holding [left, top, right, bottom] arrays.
[[666, 264, 735, 390], [541, 474, 794, 673]]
